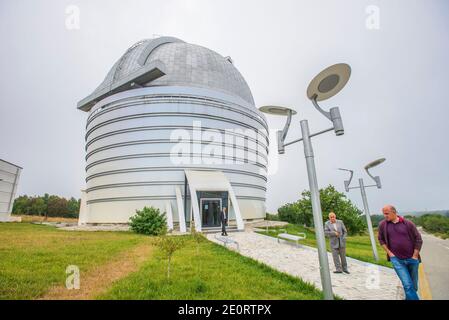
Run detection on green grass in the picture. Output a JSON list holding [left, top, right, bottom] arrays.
[[256, 224, 391, 268], [98, 236, 326, 300], [0, 223, 327, 300], [0, 223, 146, 299]]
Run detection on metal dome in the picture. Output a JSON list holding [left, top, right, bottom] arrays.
[[78, 37, 255, 111]]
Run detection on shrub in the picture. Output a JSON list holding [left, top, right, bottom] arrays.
[[129, 206, 167, 236], [278, 202, 312, 226], [265, 213, 280, 221]]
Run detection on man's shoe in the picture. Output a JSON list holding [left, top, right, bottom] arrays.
[[343, 270, 350, 274], [333, 271, 343, 274]]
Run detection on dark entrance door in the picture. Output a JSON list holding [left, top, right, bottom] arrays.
[[200, 198, 221, 228]]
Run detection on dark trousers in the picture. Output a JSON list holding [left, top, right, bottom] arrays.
[[221, 219, 228, 235]]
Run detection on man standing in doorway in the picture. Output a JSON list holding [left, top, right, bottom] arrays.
[[378, 205, 423, 300], [220, 207, 228, 236], [324, 212, 349, 274]]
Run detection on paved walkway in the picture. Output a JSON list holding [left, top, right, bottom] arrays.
[[419, 228, 449, 299], [207, 231, 404, 300]]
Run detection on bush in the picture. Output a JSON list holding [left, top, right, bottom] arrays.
[[277, 185, 366, 235], [278, 202, 312, 226], [265, 213, 280, 221], [129, 206, 168, 236]]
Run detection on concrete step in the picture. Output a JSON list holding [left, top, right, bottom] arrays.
[[173, 221, 239, 233], [201, 226, 238, 234]]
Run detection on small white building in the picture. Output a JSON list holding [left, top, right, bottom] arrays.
[[0, 159, 22, 222], [78, 37, 268, 231]]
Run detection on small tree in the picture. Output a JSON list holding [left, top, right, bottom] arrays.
[[190, 223, 205, 255], [155, 236, 186, 280], [129, 206, 167, 236]]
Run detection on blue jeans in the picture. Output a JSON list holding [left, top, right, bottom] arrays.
[[390, 256, 420, 300]]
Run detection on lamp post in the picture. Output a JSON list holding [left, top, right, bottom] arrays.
[[338, 158, 386, 262], [259, 63, 352, 300]]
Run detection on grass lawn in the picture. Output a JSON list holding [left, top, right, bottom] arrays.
[[0, 223, 146, 299], [256, 224, 391, 268], [98, 236, 325, 300], [0, 223, 326, 300]]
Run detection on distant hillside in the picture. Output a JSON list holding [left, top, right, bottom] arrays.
[[362, 211, 449, 228], [404, 210, 449, 217], [362, 214, 384, 227]]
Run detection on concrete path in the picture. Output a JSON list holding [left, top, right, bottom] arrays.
[[419, 228, 449, 299], [207, 231, 404, 300]]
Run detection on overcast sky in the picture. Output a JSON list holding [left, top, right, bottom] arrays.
[[1, 0, 448, 215]]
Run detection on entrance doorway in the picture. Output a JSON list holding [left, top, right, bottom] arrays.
[[200, 198, 222, 228]]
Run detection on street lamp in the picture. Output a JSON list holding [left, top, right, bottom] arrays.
[[338, 157, 386, 262], [259, 63, 352, 300]]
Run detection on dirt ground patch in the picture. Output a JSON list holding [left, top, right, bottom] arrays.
[[40, 239, 153, 300], [14, 215, 78, 223]]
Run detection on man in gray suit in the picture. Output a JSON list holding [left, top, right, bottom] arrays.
[[324, 212, 349, 274]]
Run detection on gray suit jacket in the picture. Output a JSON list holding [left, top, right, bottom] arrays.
[[324, 219, 347, 249]]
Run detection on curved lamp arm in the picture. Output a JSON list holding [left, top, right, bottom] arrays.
[[312, 96, 344, 136], [365, 168, 382, 189], [364, 158, 385, 189], [281, 110, 293, 140], [338, 168, 354, 192], [276, 110, 293, 154], [311, 96, 331, 120]]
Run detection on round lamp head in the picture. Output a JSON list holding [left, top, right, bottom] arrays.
[[259, 105, 297, 116], [307, 63, 351, 101], [364, 158, 386, 170]]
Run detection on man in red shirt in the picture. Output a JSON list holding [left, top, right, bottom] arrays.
[[378, 205, 423, 300]]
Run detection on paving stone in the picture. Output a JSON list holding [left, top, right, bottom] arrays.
[[207, 231, 404, 300]]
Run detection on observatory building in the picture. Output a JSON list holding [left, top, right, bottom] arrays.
[[78, 37, 268, 231], [0, 159, 22, 222]]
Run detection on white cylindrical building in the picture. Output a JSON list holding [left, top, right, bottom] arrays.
[[78, 37, 268, 231]]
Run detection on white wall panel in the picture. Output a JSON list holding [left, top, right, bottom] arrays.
[[0, 160, 21, 221], [83, 87, 268, 224]]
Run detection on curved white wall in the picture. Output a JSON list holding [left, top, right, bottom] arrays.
[[83, 86, 268, 224]]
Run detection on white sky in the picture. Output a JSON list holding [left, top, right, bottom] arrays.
[[1, 0, 448, 214]]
